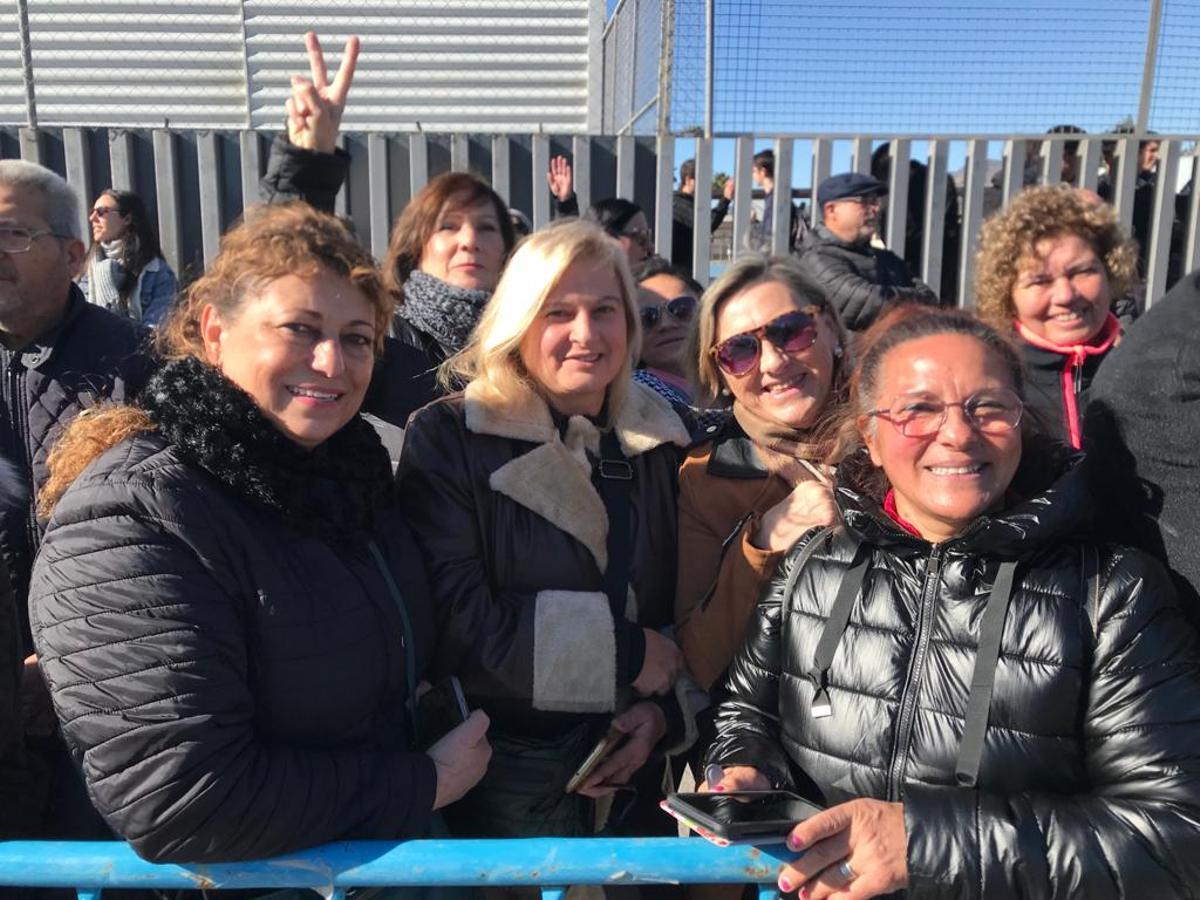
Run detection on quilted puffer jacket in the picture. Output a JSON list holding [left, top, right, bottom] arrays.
[[707, 444, 1200, 898], [0, 286, 150, 646], [29, 358, 438, 863], [795, 225, 938, 331]]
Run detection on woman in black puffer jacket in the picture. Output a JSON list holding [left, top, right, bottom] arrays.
[[705, 306, 1200, 899], [27, 203, 491, 864]]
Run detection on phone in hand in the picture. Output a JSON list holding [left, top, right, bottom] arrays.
[[564, 731, 625, 793], [415, 676, 470, 751], [661, 791, 824, 847]]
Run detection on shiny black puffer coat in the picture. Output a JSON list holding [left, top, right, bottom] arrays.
[[707, 447, 1200, 898]]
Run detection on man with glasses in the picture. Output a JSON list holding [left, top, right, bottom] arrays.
[[797, 172, 937, 331], [0, 160, 151, 837]]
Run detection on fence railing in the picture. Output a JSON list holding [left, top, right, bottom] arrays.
[[3, 126, 1198, 308], [0, 838, 791, 899]]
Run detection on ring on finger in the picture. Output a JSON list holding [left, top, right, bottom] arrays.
[[836, 859, 856, 881]]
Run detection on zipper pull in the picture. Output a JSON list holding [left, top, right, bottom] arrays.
[[812, 672, 832, 719]]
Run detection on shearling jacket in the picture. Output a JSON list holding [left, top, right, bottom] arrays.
[[675, 416, 794, 691], [796, 225, 938, 331], [708, 446, 1200, 898], [29, 358, 437, 863], [396, 379, 692, 737]]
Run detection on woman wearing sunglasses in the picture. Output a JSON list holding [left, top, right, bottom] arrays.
[[675, 257, 849, 693], [704, 305, 1200, 899], [632, 257, 702, 410], [586, 198, 654, 267]]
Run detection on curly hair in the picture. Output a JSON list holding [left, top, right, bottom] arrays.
[[40, 203, 386, 517], [974, 184, 1138, 331]]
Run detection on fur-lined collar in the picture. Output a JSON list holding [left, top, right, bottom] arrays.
[[463, 378, 691, 457], [141, 356, 394, 541], [463, 378, 689, 572]]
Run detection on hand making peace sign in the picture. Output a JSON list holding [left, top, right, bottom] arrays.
[[286, 31, 360, 154]]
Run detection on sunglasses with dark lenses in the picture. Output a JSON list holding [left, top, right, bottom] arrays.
[[711, 309, 819, 376], [640, 295, 697, 330]]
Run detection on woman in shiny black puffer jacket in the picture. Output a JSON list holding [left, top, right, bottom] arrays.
[[707, 437, 1200, 897]]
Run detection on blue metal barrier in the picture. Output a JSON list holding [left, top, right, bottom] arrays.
[[0, 838, 793, 899]]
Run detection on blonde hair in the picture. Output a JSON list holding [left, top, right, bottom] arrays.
[[440, 218, 641, 414], [39, 203, 386, 517], [688, 255, 849, 408], [974, 184, 1138, 331]]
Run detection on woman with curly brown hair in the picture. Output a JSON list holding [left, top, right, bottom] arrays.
[[27, 203, 490, 863], [974, 184, 1138, 448]]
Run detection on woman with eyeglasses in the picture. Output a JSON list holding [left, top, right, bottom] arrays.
[[974, 185, 1137, 449], [79, 189, 178, 326], [587, 198, 654, 267], [675, 257, 849, 694], [704, 304, 1200, 899], [632, 257, 701, 410]]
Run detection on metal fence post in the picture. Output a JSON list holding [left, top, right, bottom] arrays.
[[810, 139, 833, 227], [692, 138, 713, 285], [239, 130, 261, 214], [1136, 0, 1164, 135], [197, 131, 224, 266], [1077, 138, 1101, 192], [491, 136, 511, 207], [770, 137, 794, 256], [731, 136, 753, 260], [884, 139, 910, 253], [152, 130, 181, 274], [615, 134, 635, 201], [922, 139, 949, 295], [409, 135, 429, 196], [109, 130, 135, 191], [958, 139, 989, 308], [532, 135, 551, 229], [1144, 139, 1180, 307], [851, 137, 872, 175], [367, 133, 390, 260], [572, 135, 593, 213], [1001, 139, 1026, 206], [654, 135, 675, 260], [1112, 137, 1139, 233], [656, 0, 674, 134], [16, 0, 37, 129], [62, 128, 92, 240]]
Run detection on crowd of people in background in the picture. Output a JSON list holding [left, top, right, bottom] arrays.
[[1, 30, 1199, 900]]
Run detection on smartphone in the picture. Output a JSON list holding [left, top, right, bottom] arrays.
[[564, 731, 625, 793], [662, 791, 823, 845], [415, 676, 470, 751]]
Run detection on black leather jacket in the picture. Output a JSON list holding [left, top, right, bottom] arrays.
[[796, 225, 938, 331], [708, 446, 1200, 898]]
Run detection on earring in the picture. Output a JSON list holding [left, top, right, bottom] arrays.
[[833, 345, 843, 358], [720, 387, 731, 397]]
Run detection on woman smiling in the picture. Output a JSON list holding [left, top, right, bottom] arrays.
[[705, 305, 1200, 898], [28, 204, 490, 862], [397, 219, 694, 838]]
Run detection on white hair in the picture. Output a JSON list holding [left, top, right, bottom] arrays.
[[0, 159, 82, 241]]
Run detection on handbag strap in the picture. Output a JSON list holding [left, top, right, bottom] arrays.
[[954, 558, 1019, 787], [367, 539, 419, 733], [596, 429, 634, 619]]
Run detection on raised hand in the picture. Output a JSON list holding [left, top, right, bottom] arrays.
[[547, 155, 574, 202], [286, 31, 360, 154]]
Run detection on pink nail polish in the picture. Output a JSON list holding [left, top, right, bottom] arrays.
[[786, 835, 803, 851], [798, 889, 809, 900], [713, 784, 725, 792], [777, 878, 793, 894]]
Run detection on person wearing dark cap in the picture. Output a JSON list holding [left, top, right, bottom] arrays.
[[796, 172, 938, 331]]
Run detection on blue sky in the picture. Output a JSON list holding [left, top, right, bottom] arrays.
[[613, 0, 1200, 187]]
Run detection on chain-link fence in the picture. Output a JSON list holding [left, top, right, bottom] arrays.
[[647, 0, 1200, 137], [600, 0, 667, 133]]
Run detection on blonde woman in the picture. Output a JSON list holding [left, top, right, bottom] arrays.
[[396, 219, 693, 838]]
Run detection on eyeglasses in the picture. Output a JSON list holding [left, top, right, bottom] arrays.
[[89, 207, 121, 219], [711, 308, 819, 376], [620, 226, 653, 249], [0, 226, 59, 254], [640, 295, 697, 330], [842, 195, 882, 209], [866, 389, 1024, 438]]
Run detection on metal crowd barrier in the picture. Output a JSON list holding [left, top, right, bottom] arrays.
[[0, 838, 793, 899]]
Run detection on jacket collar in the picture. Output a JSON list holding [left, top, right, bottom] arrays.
[[705, 415, 770, 479], [812, 224, 871, 253], [141, 356, 395, 540], [8, 285, 85, 370], [464, 378, 689, 572]]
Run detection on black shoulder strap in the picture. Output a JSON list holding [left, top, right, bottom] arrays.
[[366, 539, 418, 733], [597, 430, 634, 619], [807, 539, 869, 719], [955, 558, 1019, 787]]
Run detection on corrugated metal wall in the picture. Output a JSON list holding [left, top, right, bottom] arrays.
[[4, 0, 601, 131]]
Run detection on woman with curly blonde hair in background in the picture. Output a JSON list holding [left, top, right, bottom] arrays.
[[974, 184, 1138, 448]]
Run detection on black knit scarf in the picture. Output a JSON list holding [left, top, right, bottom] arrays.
[[395, 270, 491, 355], [140, 356, 395, 541]]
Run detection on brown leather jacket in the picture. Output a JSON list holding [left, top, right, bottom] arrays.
[[675, 417, 795, 690]]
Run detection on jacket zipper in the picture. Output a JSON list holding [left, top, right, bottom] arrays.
[[886, 542, 943, 801]]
